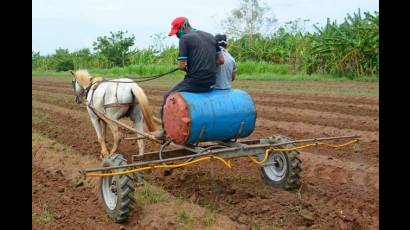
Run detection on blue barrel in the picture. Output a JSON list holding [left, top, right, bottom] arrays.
[[162, 89, 257, 144]]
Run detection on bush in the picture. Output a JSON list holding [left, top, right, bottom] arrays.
[[56, 59, 74, 72]]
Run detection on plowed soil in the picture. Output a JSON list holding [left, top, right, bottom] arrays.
[[32, 76, 379, 229]]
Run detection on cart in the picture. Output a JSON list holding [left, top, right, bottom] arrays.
[[79, 92, 360, 223]]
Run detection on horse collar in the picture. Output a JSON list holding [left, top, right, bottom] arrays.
[[85, 79, 105, 105], [84, 78, 98, 97]]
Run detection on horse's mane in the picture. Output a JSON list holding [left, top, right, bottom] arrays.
[[74, 69, 103, 87]]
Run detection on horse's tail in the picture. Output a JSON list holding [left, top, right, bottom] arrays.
[[130, 84, 157, 132]]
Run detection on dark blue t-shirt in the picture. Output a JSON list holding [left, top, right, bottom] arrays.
[[178, 30, 222, 88]]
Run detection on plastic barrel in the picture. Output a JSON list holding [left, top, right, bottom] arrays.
[[163, 89, 256, 145]]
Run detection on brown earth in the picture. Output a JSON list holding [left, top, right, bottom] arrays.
[[32, 77, 379, 229], [32, 131, 247, 230], [32, 165, 121, 230]]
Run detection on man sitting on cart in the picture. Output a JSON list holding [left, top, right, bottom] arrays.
[[155, 17, 225, 138], [165, 16, 224, 96], [214, 34, 237, 90]]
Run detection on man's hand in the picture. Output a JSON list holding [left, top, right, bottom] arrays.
[[232, 70, 237, 81], [177, 60, 187, 72], [216, 55, 224, 64]]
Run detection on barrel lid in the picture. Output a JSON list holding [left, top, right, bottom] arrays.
[[163, 92, 191, 144]]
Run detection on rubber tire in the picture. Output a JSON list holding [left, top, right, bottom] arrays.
[[100, 153, 136, 223], [259, 135, 302, 190]]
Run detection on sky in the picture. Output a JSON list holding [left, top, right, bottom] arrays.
[[32, 0, 379, 55]]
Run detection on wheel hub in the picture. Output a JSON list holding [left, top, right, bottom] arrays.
[[273, 156, 284, 170], [110, 181, 117, 194], [262, 152, 287, 182], [102, 176, 118, 210]]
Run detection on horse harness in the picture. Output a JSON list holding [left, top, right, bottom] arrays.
[[75, 68, 179, 116], [85, 78, 139, 113]]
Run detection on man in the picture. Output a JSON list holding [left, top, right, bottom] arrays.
[[214, 34, 237, 89], [162, 17, 224, 110]]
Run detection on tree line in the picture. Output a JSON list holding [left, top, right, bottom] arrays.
[[32, 0, 378, 78]]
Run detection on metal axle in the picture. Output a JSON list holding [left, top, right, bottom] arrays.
[[80, 135, 359, 174]]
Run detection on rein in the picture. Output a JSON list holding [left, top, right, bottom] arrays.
[[80, 68, 179, 101], [126, 68, 179, 82], [74, 68, 179, 114]]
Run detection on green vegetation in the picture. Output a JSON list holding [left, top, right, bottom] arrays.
[[35, 206, 54, 224], [202, 207, 216, 229], [135, 182, 166, 204], [92, 31, 136, 67], [32, 110, 49, 124], [32, 63, 378, 83], [176, 210, 194, 230], [226, 173, 256, 184], [32, 0, 378, 81]]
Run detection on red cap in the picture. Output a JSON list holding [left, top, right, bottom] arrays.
[[168, 17, 187, 36]]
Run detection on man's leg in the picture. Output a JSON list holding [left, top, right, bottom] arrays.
[[159, 81, 207, 175], [160, 80, 212, 130], [161, 81, 193, 120]]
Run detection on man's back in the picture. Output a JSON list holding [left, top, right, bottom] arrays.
[[214, 48, 236, 89], [179, 30, 219, 87]]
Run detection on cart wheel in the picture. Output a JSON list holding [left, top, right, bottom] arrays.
[[259, 135, 302, 190], [100, 153, 138, 223]]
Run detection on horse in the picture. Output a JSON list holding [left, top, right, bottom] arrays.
[[70, 69, 158, 158]]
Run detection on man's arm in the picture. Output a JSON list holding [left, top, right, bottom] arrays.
[[232, 69, 237, 81], [216, 55, 224, 64], [177, 37, 188, 71], [232, 61, 237, 81], [177, 60, 187, 71], [215, 44, 225, 64]]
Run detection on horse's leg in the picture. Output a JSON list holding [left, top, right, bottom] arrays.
[[108, 122, 122, 154], [130, 107, 145, 156], [135, 117, 145, 156], [89, 115, 109, 158], [100, 119, 107, 151]]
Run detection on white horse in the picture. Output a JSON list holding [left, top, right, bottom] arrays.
[[71, 70, 158, 158]]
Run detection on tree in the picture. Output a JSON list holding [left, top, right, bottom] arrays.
[[53, 48, 74, 71], [150, 32, 168, 55], [32, 51, 41, 69], [93, 31, 135, 67], [72, 48, 91, 69], [220, 0, 277, 40]]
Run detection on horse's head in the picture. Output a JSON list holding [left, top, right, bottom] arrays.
[[70, 70, 88, 104]]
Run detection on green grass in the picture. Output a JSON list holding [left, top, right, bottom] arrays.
[[135, 182, 166, 204], [32, 74, 378, 97], [237, 73, 378, 82], [32, 69, 378, 82], [32, 64, 179, 78], [32, 61, 378, 82], [202, 207, 216, 229], [226, 173, 256, 184], [32, 70, 70, 77], [32, 110, 49, 124], [172, 195, 185, 208], [237, 61, 289, 75], [176, 210, 194, 230], [88, 64, 180, 77], [35, 206, 54, 224]]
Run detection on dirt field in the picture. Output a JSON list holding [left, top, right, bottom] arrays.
[[32, 76, 379, 229]]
